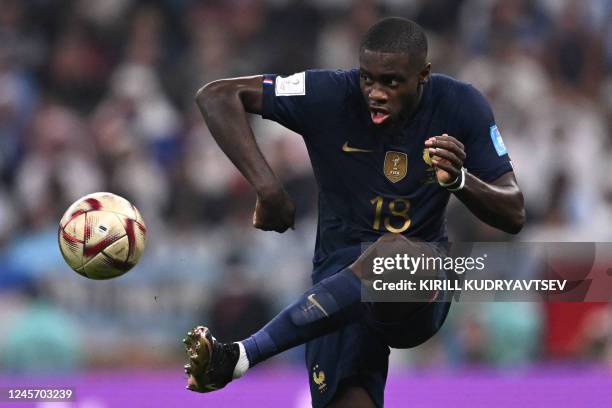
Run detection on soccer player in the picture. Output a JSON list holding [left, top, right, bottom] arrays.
[[185, 17, 525, 407]]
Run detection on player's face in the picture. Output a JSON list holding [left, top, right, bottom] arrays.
[[359, 49, 430, 128]]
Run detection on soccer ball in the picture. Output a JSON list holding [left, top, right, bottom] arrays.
[[58, 192, 147, 279]]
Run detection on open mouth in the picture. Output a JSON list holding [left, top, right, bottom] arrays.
[[369, 106, 390, 125]]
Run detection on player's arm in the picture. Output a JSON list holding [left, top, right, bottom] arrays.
[[195, 76, 295, 232], [455, 171, 524, 234], [426, 135, 525, 234]]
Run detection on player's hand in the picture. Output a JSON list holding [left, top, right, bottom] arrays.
[[425, 134, 466, 184], [253, 188, 295, 232]]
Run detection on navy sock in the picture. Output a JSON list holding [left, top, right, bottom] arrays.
[[241, 268, 362, 366]]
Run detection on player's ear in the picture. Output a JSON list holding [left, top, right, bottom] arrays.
[[418, 63, 431, 84]]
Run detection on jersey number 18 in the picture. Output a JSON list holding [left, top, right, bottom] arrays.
[[370, 196, 411, 233]]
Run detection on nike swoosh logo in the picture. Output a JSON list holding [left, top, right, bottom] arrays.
[[307, 294, 329, 317], [342, 142, 374, 153]]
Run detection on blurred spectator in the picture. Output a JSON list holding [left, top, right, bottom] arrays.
[[15, 102, 103, 230], [580, 304, 612, 365], [0, 279, 83, 373], [209, 254, 273, 342], [317, 0, 382, 69], [544, 0, 605, 97]]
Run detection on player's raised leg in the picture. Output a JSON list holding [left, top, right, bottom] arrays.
[[183, 233, 441, 393], [183, 267, 363, 392]]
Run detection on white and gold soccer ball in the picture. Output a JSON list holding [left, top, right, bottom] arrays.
[[58, 192, 147, 279]]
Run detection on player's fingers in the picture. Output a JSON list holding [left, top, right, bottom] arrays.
[[429, 148, 462, 167], [430, 139, 465, 159], [426, 134, 462, 147], [437, 134, 464, 151], [253, 211, 270, 230], [254, 213, 282, 232], [428, 135, 465, 158], [432, 160, 459, 178], [274, 223, 290, 233], [253, 219, 272, 231], [256, 219, 280, 232], [253, 217, 262, 229], [273, 214, 295, 233]]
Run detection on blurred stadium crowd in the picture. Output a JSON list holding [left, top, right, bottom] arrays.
[[0, 0, 611, 373]]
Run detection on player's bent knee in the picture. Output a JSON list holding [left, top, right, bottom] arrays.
[[350, 234, 439, 283], [368, 301, 452, 349]]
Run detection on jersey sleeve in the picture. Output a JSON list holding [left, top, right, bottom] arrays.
[[456, 84, 513, 182], [261, 69, 352, 136]]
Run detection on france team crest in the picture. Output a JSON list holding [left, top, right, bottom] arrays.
[[490, 125, 507, 156]]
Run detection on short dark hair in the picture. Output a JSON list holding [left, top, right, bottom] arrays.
[[360, 17, 428, 64]]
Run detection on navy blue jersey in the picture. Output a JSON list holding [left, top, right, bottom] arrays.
[[262, 69, 512, 268]]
